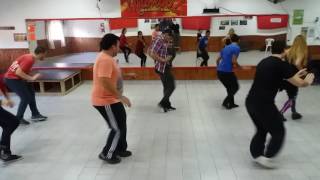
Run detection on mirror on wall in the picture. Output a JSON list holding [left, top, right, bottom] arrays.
[[26, 16, 288, 68]]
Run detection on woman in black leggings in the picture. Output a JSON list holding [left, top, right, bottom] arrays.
[[280, 35, 308, 120], [0, 75, 22, 163]]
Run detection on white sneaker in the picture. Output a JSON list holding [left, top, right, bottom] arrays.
[[254, 156, 277, 169]]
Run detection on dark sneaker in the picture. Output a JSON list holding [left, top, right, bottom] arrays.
[[98, 153, 121, 164], [31, 114, 47, 122], [118, 151, 132, 158], [229, 104, 239, 109], [222, 103, 230, 109], [20, 119, 30, 125], [167, 106, 176, 111], [223, 104, 238, 110], [0, 154, 23, 163], [281, 116, 287, 122], [158, 103, 168, 113], [292, 112, 302, 120]]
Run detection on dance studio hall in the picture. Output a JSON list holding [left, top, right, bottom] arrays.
[[0, 0, 320, 179]]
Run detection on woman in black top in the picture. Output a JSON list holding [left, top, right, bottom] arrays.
[[246, 40, 314, 169]]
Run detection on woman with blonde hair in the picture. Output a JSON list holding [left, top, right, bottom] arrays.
[[280, 35, 308, 120], [222, 28, 235, 45]]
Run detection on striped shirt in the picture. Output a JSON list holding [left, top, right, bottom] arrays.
[[150, 35, 169, 73]]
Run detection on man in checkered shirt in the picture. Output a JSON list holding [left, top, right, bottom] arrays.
[[149, 29, 176, 113]]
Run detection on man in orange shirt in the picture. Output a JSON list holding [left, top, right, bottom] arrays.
[[92, 33, 132, 164], [4, 47, 48, 125]]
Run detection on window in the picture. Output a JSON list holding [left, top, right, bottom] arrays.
[[46, 20, 65, 49]]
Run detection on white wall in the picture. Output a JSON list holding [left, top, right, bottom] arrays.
[[0, 0, 120, 48], [211, 16, 287, 36], [190, 0, 320, 44], [63, 20, 109, 38], [0, 19, 28, 48], [1, 0, 320, 48], [188, 0, 285, 16], [279, 0, 320, 45]]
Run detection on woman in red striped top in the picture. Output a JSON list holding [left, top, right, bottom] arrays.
[[135, 31, 147, 67], [120, 28, 132, 63]]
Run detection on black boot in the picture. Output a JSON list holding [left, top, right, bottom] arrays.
[[291, 99, 302, 120], [292, 112, 302, 120], [158, 103, 168, 113]]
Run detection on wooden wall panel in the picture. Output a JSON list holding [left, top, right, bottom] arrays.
[[0, 48, 29, 72], [1, 34, 318, 78], [37, 39, 68, 57], [64, 34, 287, 54], [65, 36, 154, 54], [309, 46, 320, 60], [81, 68, 93, 80], [66, 37, 100, 53], [120, 66, 256, 80], [180, 36, 198, 51]]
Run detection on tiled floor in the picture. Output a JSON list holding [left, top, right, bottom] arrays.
[[42, 50, 267, 67], [0, 80, 320, 180]]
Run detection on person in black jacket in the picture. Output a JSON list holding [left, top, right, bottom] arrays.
[[246, 40, 314, 169]]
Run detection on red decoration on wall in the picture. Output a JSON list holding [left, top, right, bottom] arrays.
[[28, 34, 36, 41], [27, 24, 35, 32], [257, 15, 289, 29], [120, 0, 187, 18], [182, 17, 211, 30], [27, 22, 36, 41], [109, 18, 138, 30]]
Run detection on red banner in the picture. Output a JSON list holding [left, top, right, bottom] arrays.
[[121, 0, 187, 18], [182, 17, 211, 30], [109, 18, 138, 30], [257, 15, 289, 29]]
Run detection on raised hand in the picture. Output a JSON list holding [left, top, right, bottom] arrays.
[[304, 73, 315, 85]]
